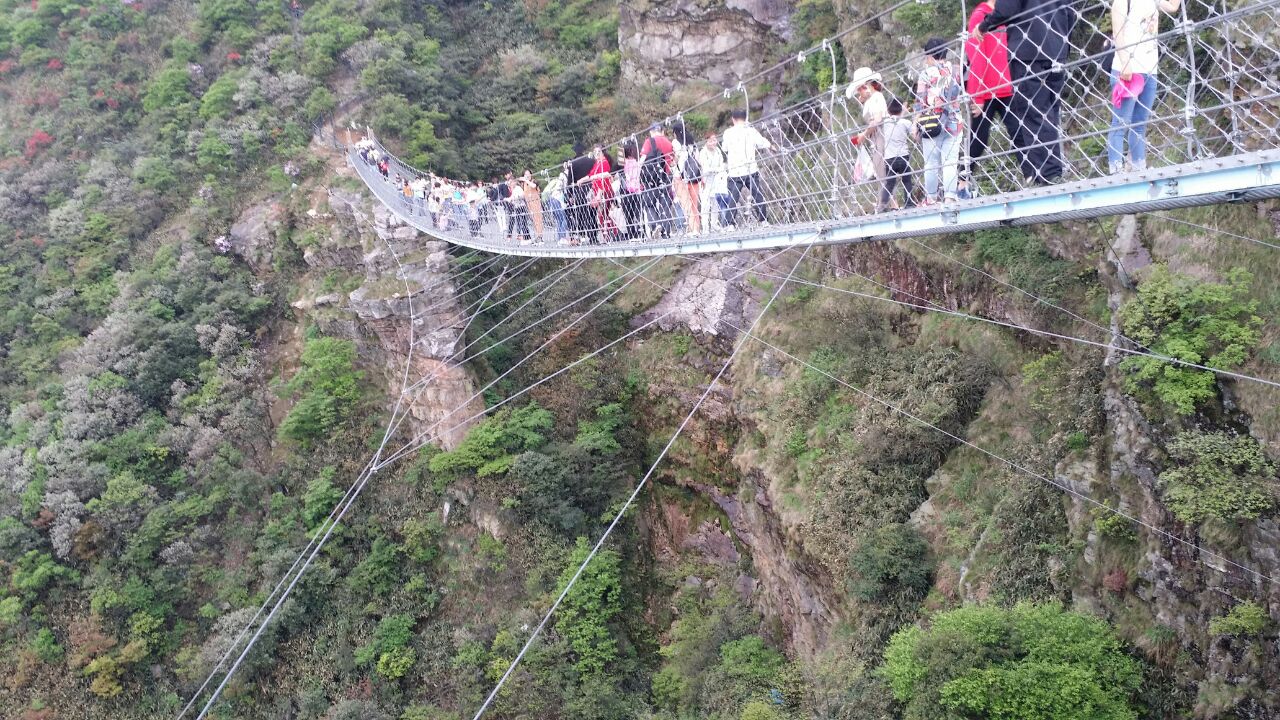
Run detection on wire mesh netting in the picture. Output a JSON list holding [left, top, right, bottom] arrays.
[[349, 0, 1280, 254]]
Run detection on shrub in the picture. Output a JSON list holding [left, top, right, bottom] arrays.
[[1159, 431, 1276, 524], [24, 130, 53, 160], [428, 404, 552, 476], [556, 537, 622, 676], [1208, 601, 1268, 638], [278, 336, 363, 445], [1118, 266, 1261, 415], [882, 603, 1141, 720], [848, 523, 932, 600]]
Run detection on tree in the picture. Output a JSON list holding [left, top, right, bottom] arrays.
[[1159, 431, 1276, 524], [848, 523, 932, 600], [1208, 601, 1268, 638], [1119, 266, 1262, 415], [555, 538, 623, 676], [882, 603, 1141, 720], [278, 336, 363, 445]]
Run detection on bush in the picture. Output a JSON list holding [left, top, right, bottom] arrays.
[[848, 523, 932, 600], [556, 537, 623, 676], [428, 404, 552, 477], [1118, 266, 1262, 415], [278, 337, 363, 445], [1208, 601, 1268, 638], [882, 603, 1141, 720], [1159, 431, 1276, 524]]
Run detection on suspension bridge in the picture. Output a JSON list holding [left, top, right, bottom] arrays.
[[351, 0, 1280, 258], [181, 0, 1280, 717]]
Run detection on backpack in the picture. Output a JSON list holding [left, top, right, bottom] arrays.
[[682, 151, 703, 183], [642, 139, 670, 182]]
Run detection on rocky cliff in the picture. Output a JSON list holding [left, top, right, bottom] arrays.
[[619, 0, 793, 92]]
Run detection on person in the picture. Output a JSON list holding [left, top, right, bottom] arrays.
[[564, 144, 598, 242], [847, 66, 890, 212], [640, 123, 676, 237], [965, 0, 1017, 177], [619, 141, 645, 240], [522, 170, 544, 241], [671, 121, 703, 236], [915, 39, 964, 203], [543, 172, 569, 244], [722, 109, 773, 228], [881, 99, 916, 210], [507, 173, 531, 244], [697, 131, 731, 231], [412, 174, 429, 217], [427, 182, 442, 228], [583, 145, 617, 243], [401, 177, 415, 213], [1108, 0, 1179, 173], [976, 0, 1076, 185]]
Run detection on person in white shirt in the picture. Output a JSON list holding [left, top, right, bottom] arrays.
[[697, 132, 731, 230], [1108, 0, 1179, 173], [721, 109, 773, 227]]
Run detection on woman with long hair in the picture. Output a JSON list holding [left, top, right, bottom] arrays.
[[522, 170, 544, 241], [583, 145, 617, 244], [671, 120, 703, 235]]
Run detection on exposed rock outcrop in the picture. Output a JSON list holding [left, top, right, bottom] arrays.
[[304, 187, 483, 449], [619, 0, 792, 92]]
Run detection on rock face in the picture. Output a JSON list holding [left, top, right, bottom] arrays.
[[225, 200, 287, 273], [619, 0, 792, 91], [312, 188, 484, 450]]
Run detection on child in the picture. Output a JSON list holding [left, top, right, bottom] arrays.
[[881, 99, 916, 210]]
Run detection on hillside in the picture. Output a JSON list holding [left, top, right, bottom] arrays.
[[1, 2, 1278, 720]]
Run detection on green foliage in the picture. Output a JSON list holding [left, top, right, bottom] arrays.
[[199, 72, 241, 120], [347, 537, 403, 597], [143, 63, 194, 114], [573, 402, 625, 455], [556, 537, 623, 676], [356, 613, 417, 680], [881, 603, 1141, 720], [1159, 431, 1276, 523], [0, 596, 22, 626], [10, 551, 79, 599], [1094, 511, 1136, 542], [302, 466, 342, 530], [428, 404, 553, 477], [973, 229, 1074, 304], [278, 336, 364, 445], [848, 523, 932, 601], [1118, 266, 1262, 415], [1207, 601, 1268, 637], [740, 701, 787, 720], [719, 635, 786, 687], [31, 627, 65, 664]]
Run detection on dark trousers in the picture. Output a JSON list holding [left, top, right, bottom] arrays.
[[727, 173, 767, 224], [565, 185, 596, 238], [620, 190, 643, 239], [969, 95, 1018, 168], [881, 157, 915, 208], [1008, 58, 1065, 183], [642, 182, 674, 237]]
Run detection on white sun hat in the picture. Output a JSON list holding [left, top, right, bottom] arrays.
[[845, 66, 883, 98]]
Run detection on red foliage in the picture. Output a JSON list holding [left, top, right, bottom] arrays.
[[0, 59, 16, 74], [106, 97, 120, 110], [24, 130, 54, 160], [226, 51, 242, 62], [46, 58, 63, 71], [1103, 568, 1129, 594]]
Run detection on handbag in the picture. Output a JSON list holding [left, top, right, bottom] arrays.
[[917, 112, 944, 138], [682, 152, 703, 182]]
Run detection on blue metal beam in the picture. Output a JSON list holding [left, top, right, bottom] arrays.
[[351, 149, 1280, 259]]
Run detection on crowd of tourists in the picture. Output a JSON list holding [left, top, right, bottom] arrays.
[[355, 0, 1177, 246]]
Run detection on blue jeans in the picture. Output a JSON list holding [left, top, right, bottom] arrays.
[[1107, 72, 1157, 171], [922, 132, 960, 201], [545, 196, 568, 241]]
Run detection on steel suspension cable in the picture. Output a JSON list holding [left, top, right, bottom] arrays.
[[745, 261, 1280, 391], [605, 258, 1276, 588], [470, 244, 814, 720]]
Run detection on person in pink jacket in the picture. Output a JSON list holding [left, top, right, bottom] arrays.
[[965, 0, 1017, 175]]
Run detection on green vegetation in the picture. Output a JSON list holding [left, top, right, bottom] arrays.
[[1208, 601, 1268, 638], [1159, 431, 1276, 523], [882, 604, 1142, 720], [278, 336, 364, 445], [1119, 266, 1262, 415]]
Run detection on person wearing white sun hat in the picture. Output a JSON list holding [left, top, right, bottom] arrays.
[[846, 66, 890, 212]]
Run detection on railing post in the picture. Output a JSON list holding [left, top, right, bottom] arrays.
[[1178, 1, 1201, 160], [1220, 0, 1242, 153]]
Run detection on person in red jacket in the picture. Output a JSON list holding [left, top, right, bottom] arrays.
[[965, 0, 1018, 174]]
